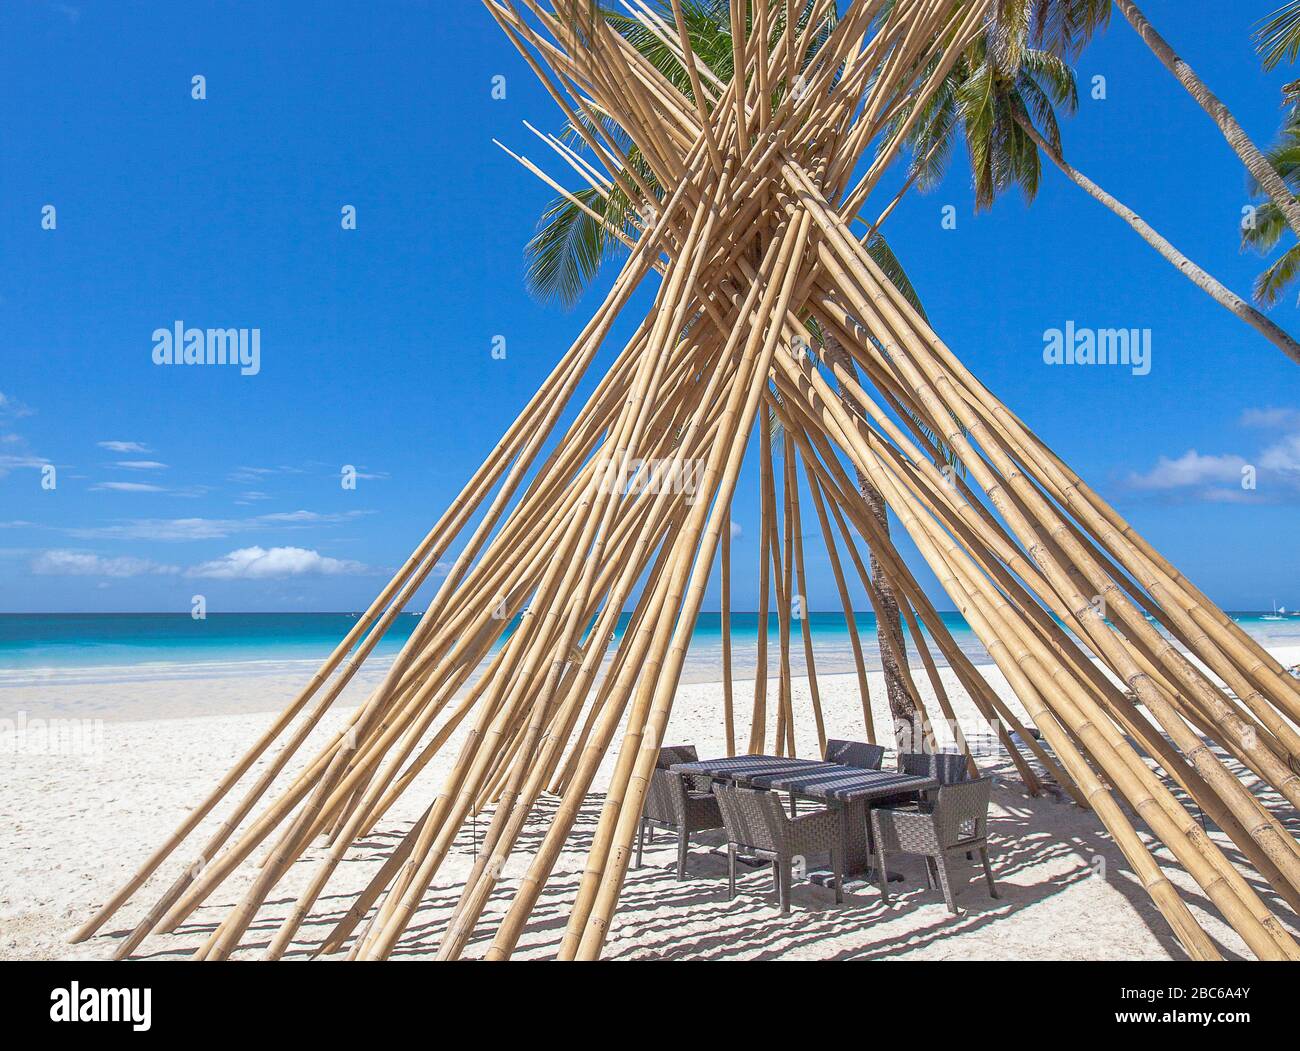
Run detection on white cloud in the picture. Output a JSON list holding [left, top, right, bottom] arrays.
[[1259, 433, 1300, 475], [114, 460, 168, 470], [1240, 407, 1300, 429], [1125, 450, 1247, 491], [91, 481, 167, 493], [1125, 407, 1300, 502], [32, 550, 179, 577], [30, 544, 368, 580], [227, 465, 305, 484], [0, 392, 34, 419], [729, 521, 742, 540], [186, 546, 368, 580], [1200, 488, 1261, 504], [97, 440, 149, 453], [0, 393, 46, 477], [257, 510, 349, 524], [0, 453, 49, 476], [69, 516, 239, 541], [66, 508, 372, 541]]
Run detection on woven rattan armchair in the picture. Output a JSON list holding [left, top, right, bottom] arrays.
[[901, 750, 971, 785], [636, 745, 723, 879], [712, 783, 843, 915], [823, 738, 886, 770], [874, 750, 971, 809], [869, 777, 998, 913]]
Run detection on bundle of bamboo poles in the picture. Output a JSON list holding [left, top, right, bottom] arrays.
[[73, 0, 1300, 961]]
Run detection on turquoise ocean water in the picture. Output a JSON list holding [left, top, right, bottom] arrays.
[[2, 611, 1299, 688]]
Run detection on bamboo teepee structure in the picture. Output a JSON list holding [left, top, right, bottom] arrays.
[[75, 0, 1300, 961]]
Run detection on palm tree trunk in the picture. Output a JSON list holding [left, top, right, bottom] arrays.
[[1114, 0, 1300, 242], [1015, 111, 1300, 367], [855, 468, 919, 730], [820, 335, 918, 732]]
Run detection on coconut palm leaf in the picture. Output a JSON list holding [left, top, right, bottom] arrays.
[[897, 55, 964, 191], [1245, 200, 1290, 255], [1257, 1, 1300, 71], [865, 231, 928, 323], [1243, 125, 1300, 304], [1028, 0, 1111, 60], [525, 187, 630, 308], [892, 8, 1080, 213], [1254, 242, 1300, 305]]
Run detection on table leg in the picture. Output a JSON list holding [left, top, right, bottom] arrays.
[[811, 801, 905, 889], [841, 799, 872, 875]]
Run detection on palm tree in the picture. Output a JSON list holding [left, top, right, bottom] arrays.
[[901, 10, 1300, 365], [901, 25, 1075, 211], [1008, 0, 1300, 240], [522, 1, 930, 731], [1242, 125, 1300, 306], [1241, 5, 1300, 311], [1112, 0, 1300, 242]]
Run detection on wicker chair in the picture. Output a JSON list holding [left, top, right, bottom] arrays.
[[902, 750, 971, 786], [712, 783, 843, 915], [823, 738, 886, 770], [775, 739, 888, 818], [874, 750, 971, 809], [636, 745, 724, 879], [869, 777, 998, 913]]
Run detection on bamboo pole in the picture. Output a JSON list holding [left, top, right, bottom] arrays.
[[787, 432, 827, 756], [720, 497, 736, 755], [803, 458, 875, 743], [775, 421, 796, 756], [749, 407, 774, 754], [798, 186, 1300, 895], [572, 210, 815, 959]]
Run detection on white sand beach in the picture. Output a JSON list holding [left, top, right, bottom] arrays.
[[3, 647, 1299, 962]]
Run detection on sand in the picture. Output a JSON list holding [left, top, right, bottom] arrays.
[[2, 647, 1299, 961]]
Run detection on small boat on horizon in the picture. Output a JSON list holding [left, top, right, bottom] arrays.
[[1262, 601, 1286, 621]]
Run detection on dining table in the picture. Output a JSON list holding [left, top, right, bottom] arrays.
[[670, 754, 938, 886]]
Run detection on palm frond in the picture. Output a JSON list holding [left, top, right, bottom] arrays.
[[1243, 200, 1289, 254], [1254, 241, 1300, 305], [1256, 1, 1300, 71], [524, 187, 629, 308], [897, 57, 965, 191], [957, 60, 998, 209], [1030, 0, 1111, 61], [1019, 47, 1079, 115], [1246, 124, 1300, 197], [1016, 72, 1064, 158], [865, 232, 928, 323]]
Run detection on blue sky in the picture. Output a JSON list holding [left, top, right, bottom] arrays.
[[1, 0, 1299, 614]]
